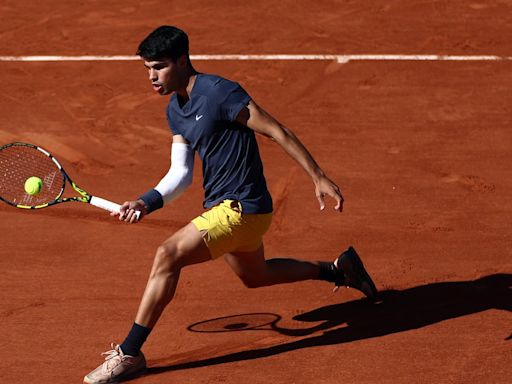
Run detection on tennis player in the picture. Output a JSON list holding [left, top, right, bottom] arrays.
[[84, 25, 377, 384]]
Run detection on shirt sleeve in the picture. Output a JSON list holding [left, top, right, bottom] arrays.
[[216, 80, 251, 122]]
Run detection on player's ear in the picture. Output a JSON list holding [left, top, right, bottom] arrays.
[[177, 54, 188, 68]]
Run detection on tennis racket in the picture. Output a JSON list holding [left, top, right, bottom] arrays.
[[0, 142, 139, 219]]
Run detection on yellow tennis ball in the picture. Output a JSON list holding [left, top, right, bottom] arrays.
[[24, 176, 43, 196]]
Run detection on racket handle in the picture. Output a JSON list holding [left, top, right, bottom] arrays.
[[90, 196, 141, 220]]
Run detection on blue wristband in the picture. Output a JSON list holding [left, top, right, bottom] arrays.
[[139, 189, 164, 213]]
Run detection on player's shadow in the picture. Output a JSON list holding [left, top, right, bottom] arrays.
[[147, 273, 510, 375]]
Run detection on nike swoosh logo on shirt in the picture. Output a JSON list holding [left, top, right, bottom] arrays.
[[196, 114, 203, 121]]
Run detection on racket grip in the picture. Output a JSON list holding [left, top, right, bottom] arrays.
[[90, 196, 141, 220]]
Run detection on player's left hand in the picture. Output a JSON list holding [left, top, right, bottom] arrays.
[[315, 175, 344, 212]]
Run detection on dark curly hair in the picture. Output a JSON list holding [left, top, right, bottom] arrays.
[[137, 25, 190, 63]]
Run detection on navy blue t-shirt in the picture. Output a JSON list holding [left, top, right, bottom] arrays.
[[166, 74, 273, 214]]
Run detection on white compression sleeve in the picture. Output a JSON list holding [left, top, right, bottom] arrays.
[[154, 142, 194, 204]]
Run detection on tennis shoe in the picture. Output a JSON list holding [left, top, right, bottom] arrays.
[[333, 246, 378, 299], [83, 343, 146, 384]]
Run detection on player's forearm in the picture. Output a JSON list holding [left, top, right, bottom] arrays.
[[139, 143, 194, 213], [273, 125, 325, 182]]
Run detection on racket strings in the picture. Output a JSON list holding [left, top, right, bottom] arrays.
[[0, 144, 64, 206]]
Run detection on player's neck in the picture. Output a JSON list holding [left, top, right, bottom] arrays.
[[176, 67, 198, 102]]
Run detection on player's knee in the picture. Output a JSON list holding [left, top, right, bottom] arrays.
[[153, 244, 180, 274]]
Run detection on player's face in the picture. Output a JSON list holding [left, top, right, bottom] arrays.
[[143, 58, 180, 95]]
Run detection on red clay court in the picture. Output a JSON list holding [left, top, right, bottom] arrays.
[[0, 1, 510, 383]]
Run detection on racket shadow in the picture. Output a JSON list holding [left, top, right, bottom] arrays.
[[147, 273, 510, 375], [186, 312, 333, 337]]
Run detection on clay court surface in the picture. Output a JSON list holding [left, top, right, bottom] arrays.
[[1, 1, 511, 383]]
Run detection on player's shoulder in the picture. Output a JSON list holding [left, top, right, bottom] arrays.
[[196, 73, 241, 98], [197, 73, 234, 87]]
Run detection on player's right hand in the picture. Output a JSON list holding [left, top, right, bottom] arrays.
[[112, 199, 147, 223]]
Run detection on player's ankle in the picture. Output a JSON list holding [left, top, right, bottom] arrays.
[[120, 322, 152, 357], [316, 261, 339, 282]]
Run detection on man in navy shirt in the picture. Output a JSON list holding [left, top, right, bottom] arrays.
[[84, 26, 377, 384]]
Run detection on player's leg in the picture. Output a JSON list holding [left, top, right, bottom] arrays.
[[84, 222, 211, 384], [221, 203, 377, 296], [224, 245, 321, 288], [225, 245, 377, 298], [134, 221, 211, 328]]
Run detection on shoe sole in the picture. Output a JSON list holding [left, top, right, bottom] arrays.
[[337, 247, 378, 299], [83, 365, 147, 384]]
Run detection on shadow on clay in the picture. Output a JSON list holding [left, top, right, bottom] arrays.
[[146, 273, 511, 376]]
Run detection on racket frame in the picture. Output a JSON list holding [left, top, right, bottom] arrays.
[[0, 142, 135, 217]]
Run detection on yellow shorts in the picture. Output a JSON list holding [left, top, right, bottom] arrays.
[[191, 200, 273, 259]]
